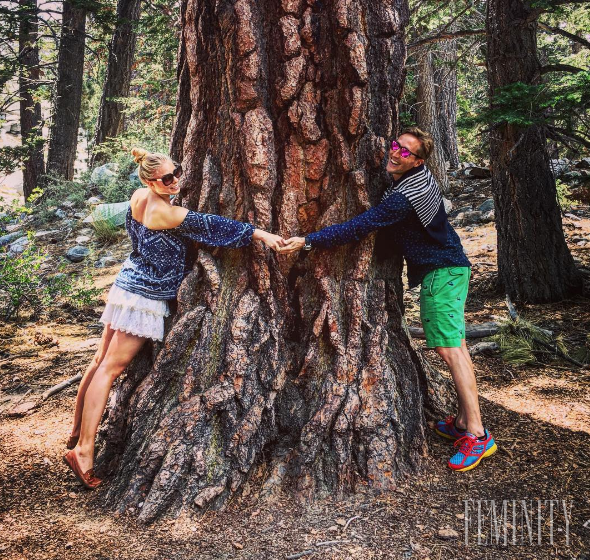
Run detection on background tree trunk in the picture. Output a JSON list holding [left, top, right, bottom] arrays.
[[416, 47, 450, 193], [46, 1, 86, 180], [91, 0, 141, 165], [486, 0, 582, 303], [18, 0, 44, 199], [434, 39, 460, 169], [96, 0, 453, 523]]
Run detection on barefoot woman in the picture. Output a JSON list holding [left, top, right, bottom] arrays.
[[64, 148, 284, 488]]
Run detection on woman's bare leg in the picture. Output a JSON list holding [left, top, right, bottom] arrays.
[[72, 330, 147, 473], [69, 324, 116, 440]]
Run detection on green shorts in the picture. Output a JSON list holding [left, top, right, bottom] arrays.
[[419, 266, 471, 348]]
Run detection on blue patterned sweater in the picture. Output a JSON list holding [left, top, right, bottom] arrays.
[[115, 208, 254, 300], [306, 167, 471, 288]]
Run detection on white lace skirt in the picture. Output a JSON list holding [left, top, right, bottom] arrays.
[[100, 285, 170, 341]]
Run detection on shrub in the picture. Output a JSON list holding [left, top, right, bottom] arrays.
[[0, 237, 101, 320]]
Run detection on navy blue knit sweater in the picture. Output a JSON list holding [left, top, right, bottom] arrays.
[[115, 208, 254, 300], [306, 167, 471, 288]]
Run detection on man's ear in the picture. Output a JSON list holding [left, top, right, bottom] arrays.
[[414, 158, 424, 168]]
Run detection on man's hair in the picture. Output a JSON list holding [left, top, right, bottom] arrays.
[[401, 127, 434, 160]]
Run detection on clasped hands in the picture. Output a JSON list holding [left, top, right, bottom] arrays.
[[253, 229, 306, 254]]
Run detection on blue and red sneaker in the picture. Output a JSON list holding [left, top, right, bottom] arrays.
[[448, 429, 497, 472], [435, 415, 467, 440]]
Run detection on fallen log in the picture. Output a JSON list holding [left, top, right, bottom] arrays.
[[42, 373, 82, 401], [408, 321, 500, 340]]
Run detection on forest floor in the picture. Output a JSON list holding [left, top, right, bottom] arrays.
[[1, 177, 590, 560]]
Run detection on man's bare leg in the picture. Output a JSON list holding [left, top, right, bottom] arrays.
[[436, 344, 484, 437]]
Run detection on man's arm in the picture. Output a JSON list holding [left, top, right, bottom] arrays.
[[279, 192, 411, 253]]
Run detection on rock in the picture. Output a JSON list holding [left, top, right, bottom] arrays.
[[483, 244, 495, 252], [86, 196, 102, 205], [563, 171, 582, 181], [55, 209, 67, 219], [443, 197, 452, 214], [465, 226, 474, 232], [83, 201, 130, 227], [0, 231, 26, 247], [61, 200, 75, 208], [482, 210, 495, 223], [8, 401, 37, 417], [90, 163, 119, 185], [78, 228, 94, 236], [94, 256, 118, 268], [478, 198, 494, 213], [574, 158, 590, 169], [464, 166, 491, 179], [34, 230, 60, 242], [8, 236, 30, 255], [461, 162, 476, 169], [437, 528, 459, 540], [463, 186, 474, 193], [565, 212, 581, 221], [75, 235, 91, 245], [4, 222, 24, 233], [462, 211, 484, 224], [551, 158, 571, 177], [452, 205, 472, 217], [73, 212, 86, 219], [454, 212, 465, 223], [65, 246, 90, 263], [458, 193, 471, 200]]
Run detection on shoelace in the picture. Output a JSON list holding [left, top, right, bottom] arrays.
[[444, 415, 455, 425], [454, 434, 478, 455]]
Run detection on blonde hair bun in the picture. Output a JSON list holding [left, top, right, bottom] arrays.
[[131, 147, 149, 164]]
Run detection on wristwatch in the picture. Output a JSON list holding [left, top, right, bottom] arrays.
[[303, 237, 312, 251]]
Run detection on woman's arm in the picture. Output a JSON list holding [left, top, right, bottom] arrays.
[[160, 206, 283, 250]]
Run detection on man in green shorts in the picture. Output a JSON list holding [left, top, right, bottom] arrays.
[[279, 127, 497, 472]]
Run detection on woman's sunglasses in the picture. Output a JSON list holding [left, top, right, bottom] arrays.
[[155, 165, 183, 186], [390, 140, 420, 159]]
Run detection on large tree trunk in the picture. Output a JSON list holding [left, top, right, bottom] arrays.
[[434, 39, 460, 169], [46, 1, 86, 180], [416, 47, 450, 193], [18, 0, 44, 199], [91, 0, 141, 165], [96, 0, 453, 523], [486, 0, 582, 303]]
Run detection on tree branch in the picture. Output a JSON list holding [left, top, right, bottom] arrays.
[[539, 22, 590, 50], [540, 63, 586, 75], [408, 29, 485, 50], [547, 126, 590, 150]]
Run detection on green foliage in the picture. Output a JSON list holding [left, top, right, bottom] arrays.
[[491, 318, 571, 367], [555, 179, 579, 211], [0, 237, 101, 320], [91, 214, 121, 245], [32, 175, 90, 222]]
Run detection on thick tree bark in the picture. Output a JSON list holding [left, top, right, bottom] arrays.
[[46, 1, 86, 180], [96, 0, 453, 523], [416, 47, 450, 193], [91, 0, 141, 165], [434, 39, 460, 169], [486, 0, 582, 303], [18, 0, 44, 199]]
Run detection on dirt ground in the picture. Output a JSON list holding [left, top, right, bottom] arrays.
[[1, 178, 590, 560]]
